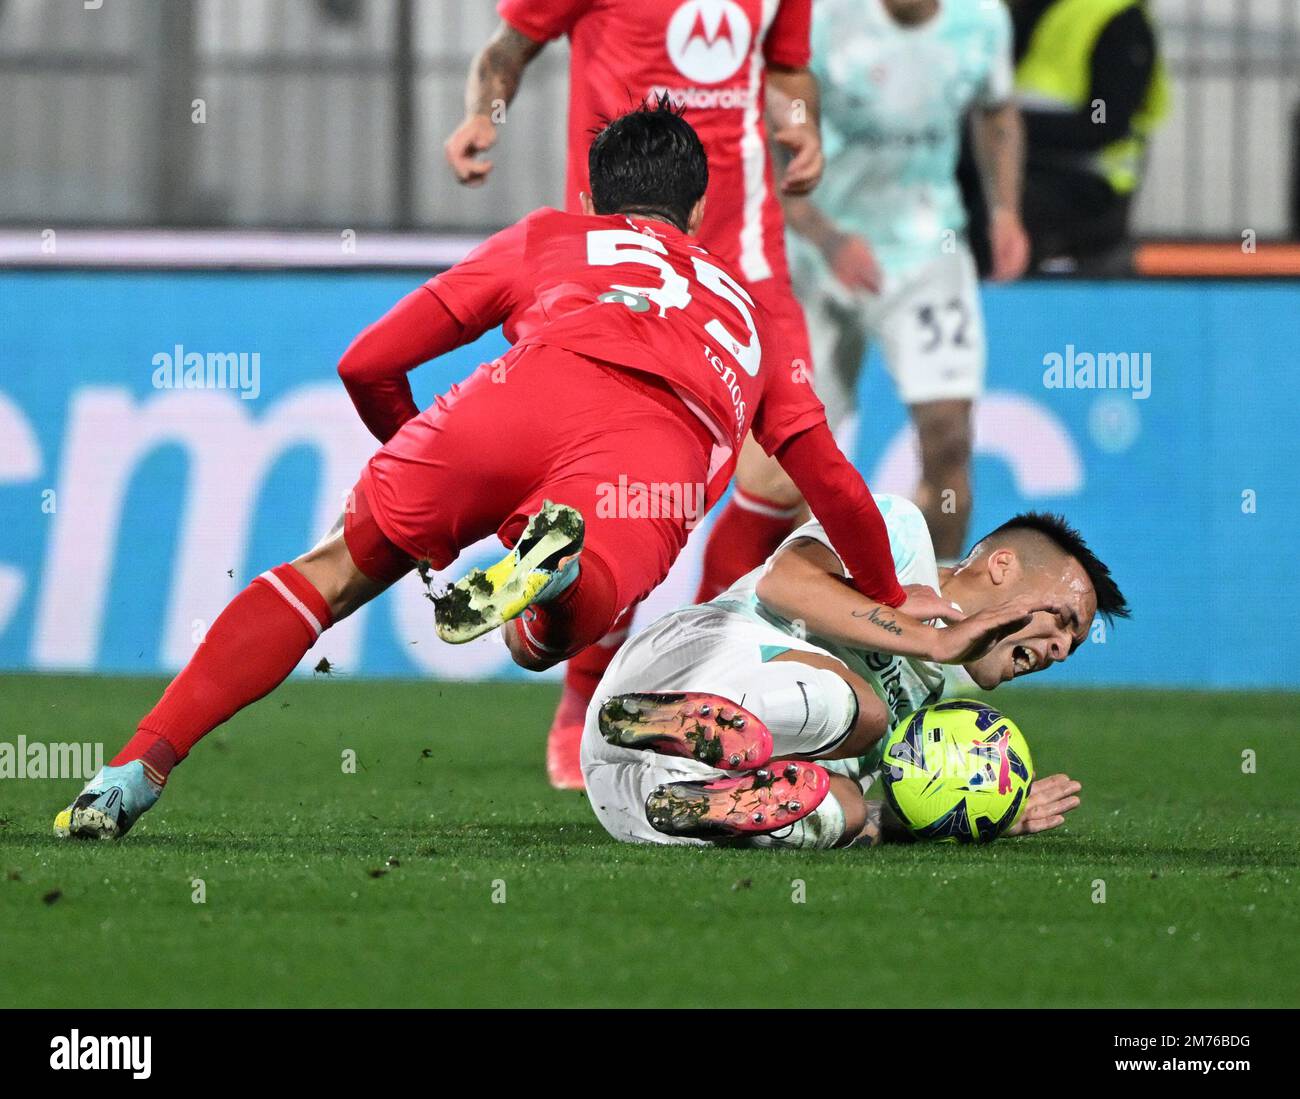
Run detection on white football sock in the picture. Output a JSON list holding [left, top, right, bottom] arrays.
[[747, 790, 847, 850]]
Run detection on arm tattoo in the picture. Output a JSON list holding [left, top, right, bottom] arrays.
[[468, 26, 542, 116], [852, 606, 904, 636]]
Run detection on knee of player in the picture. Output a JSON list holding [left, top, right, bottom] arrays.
[[290, 537, 377, 623], [736, 446, 803, 508], [919, 425, 973, 473], [784, 664, 886, 761], [503, 619, 558, 672]]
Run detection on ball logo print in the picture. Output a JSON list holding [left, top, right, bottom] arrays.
[[965, 726, 1023, 797], [666, 0, 752, 85]]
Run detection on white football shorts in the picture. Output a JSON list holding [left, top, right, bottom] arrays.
[[796, 245, 987, 424], [580, 604, 858, 846]]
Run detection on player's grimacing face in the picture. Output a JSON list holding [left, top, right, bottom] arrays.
[[964, 555, 1097, 689]]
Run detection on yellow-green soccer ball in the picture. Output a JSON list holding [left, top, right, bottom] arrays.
[[879, 700, 1033, 844]]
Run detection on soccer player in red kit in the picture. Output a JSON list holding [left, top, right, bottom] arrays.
[[446, 0, 826, 785], [54, 103, 955, 842]]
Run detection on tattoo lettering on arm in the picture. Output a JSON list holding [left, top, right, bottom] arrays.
[[852, 606, 904, 636]]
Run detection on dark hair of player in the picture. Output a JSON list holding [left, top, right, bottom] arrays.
[[981, 512, 1131, 624], [587, 95, 709, 233]]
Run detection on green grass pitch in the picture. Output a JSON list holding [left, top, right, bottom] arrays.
[[1, 673, 1296, 1008]]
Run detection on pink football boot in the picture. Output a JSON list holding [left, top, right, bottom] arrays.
[[598, 692, 773, 771], [644, 761, 831, 840]]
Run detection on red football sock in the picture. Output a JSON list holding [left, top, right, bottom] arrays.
[[694, 488, 802, 602], [513, 552, 619, 666], [111, 564, 333, 781]]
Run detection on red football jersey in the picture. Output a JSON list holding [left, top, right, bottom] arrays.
[[497, 0, 811, 286], [424, 207, 825, 501]]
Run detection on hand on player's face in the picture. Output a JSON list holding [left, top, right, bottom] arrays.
[[966, 560, 1096, 687], [972, 608, 1085, 687], [930, 595, 1066, 666], [899, 583, 964, 624], [1004, 773, 1082, 837]]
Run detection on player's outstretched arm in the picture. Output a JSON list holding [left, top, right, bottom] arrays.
[[756, 537, 960, 661], [445, 21, 545, 186], [849, 773, 1081, 846], [768, 421, 956, 621], [846, 799, 913, 846], [756, 535, 1061, 666]]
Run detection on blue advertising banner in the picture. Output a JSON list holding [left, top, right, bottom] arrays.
[[0, 272, 1294, 687]]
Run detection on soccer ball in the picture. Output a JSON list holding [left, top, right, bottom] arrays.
[[879, 699, 1033, 844]]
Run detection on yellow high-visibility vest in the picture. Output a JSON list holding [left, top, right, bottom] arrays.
[[1015, 0, 1171, 194]]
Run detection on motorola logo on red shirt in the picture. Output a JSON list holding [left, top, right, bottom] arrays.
[[665, 0, 753, 85]]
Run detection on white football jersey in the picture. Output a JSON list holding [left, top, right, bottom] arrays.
[[799, 0, 1014, 279]]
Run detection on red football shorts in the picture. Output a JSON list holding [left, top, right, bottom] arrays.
[[344, 345, 714, 633]]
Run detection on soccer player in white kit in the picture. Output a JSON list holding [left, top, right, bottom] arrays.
[[778, 0, 1031, 563], [580, 495, 1129, 848]]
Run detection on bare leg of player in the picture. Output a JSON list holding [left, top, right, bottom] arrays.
[[542, 604, 636, 790], [294, 522, 395, 622], [908, 398, 974, 563], [55, 488, 596, 838], [53, 520, 400, 840]]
